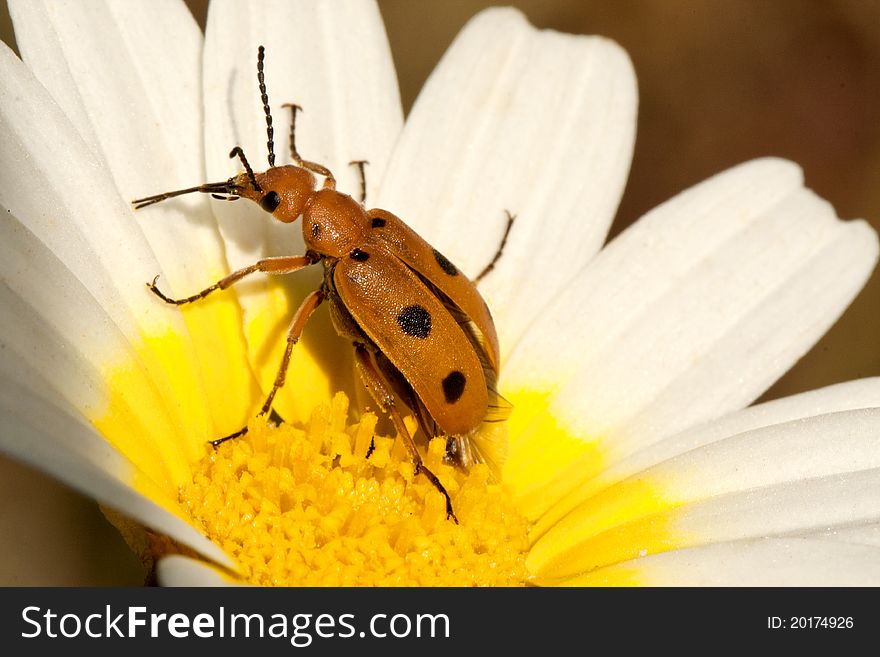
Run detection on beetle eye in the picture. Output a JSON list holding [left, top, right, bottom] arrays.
[[259, 191, 281, 213]]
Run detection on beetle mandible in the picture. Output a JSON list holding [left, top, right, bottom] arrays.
[[133, 47, 513, 522]]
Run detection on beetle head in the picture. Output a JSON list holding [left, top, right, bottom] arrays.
[[234, 165, 317, 223]]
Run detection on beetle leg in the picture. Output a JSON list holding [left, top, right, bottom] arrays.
[[474, 210, 516, 284], [259, 289, 325, 416], [304, 160, 336, 190], [148, 254, 315, 305], [210, 288, 324, 448], [353, 344, 458, 523], [280, 102, 337, 189], [349, 160, 369, 204]]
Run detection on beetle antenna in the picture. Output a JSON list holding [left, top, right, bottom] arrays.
[[257, 45, 275, 168], [229, 146, 262, 193], [132, 180, 241, 209]]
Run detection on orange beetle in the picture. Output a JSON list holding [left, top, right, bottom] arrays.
[[133, 47, 512, 521]]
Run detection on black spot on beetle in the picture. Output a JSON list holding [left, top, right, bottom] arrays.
[[442, 371, 466, 404], [350, 249, 370, 262], [311, 223, 321, 237], [432, 249, 458, 276], [259, 191, 281, 213], [371, 217, 386, 228], [397, 304, 432, 339]]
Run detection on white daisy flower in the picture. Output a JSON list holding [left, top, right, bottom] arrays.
[[1, 0, 878, 586]]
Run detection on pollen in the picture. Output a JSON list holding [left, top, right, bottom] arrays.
[[179, 393, 531, 586]]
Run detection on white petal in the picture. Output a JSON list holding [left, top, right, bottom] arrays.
[[670, 468, 880, 542], [0, 249, 188, 487], [1, 367, 132, 480], [566, 538, 880, 586], [0, 41, 216, 458], [530, 408, 880, 578], [203, 0, 403, 423], [10, 0, 258, 434], [8, 0, 215, 288], [650, 408, 880, 504], [506, 158, 878, 499], [536, 378, 880, 536], [0, 41, 154, 339], [0, 380, 232, 569], [613, 377, 880, 479], [376, 7, 637, 353], [9, 0, 202, 184], [157, 555, 240, 587], [807, 523, 880, 548]]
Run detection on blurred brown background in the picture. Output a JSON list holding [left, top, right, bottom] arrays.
[[1, 0, 878, 585]]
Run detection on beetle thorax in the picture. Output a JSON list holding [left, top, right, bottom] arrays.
[[303, 188, 371, 258]]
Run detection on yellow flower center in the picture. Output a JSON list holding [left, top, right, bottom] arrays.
[[179, 393, 531, 586]]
